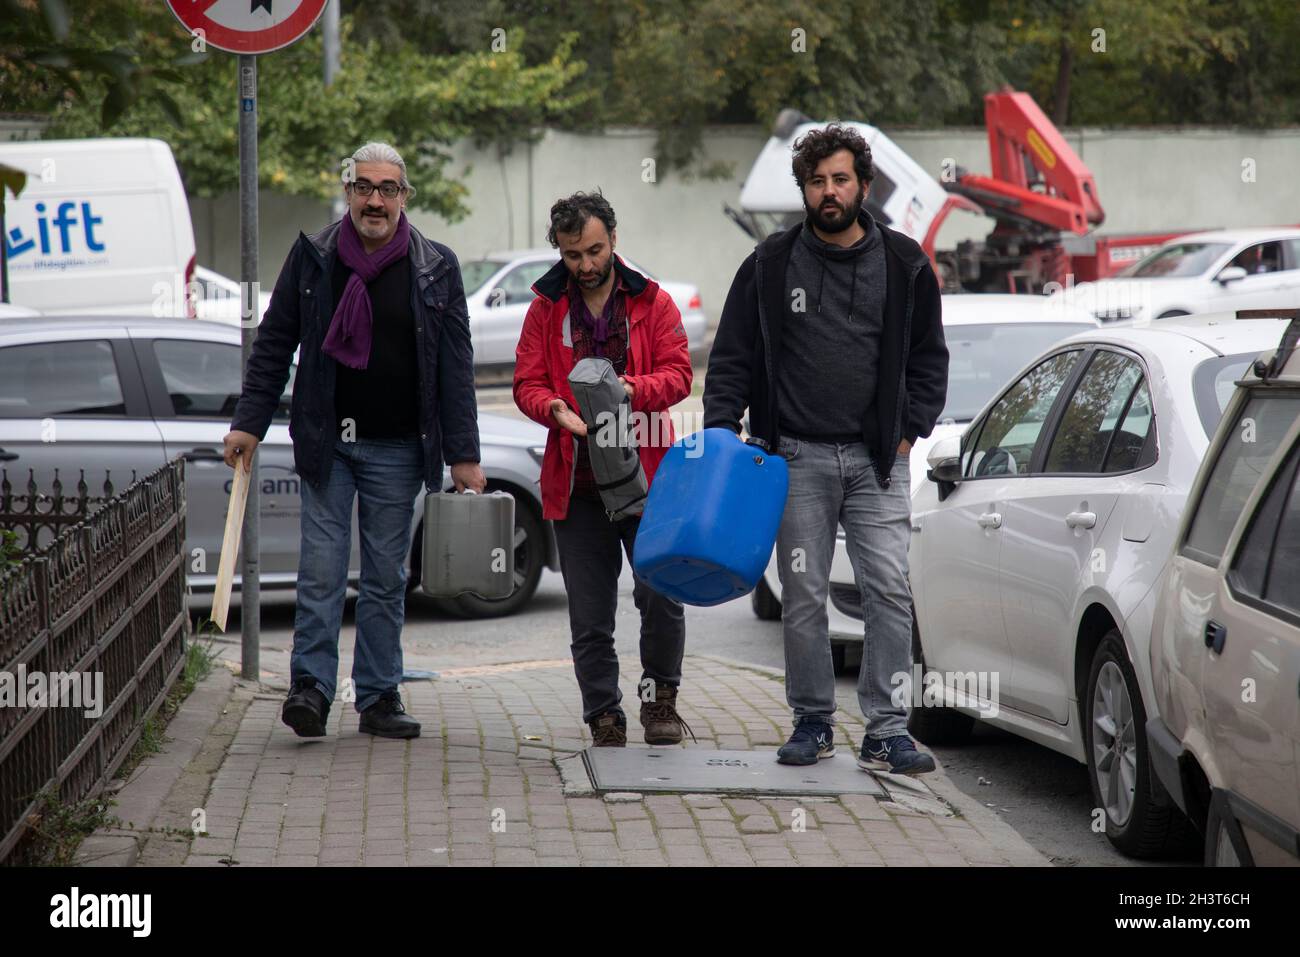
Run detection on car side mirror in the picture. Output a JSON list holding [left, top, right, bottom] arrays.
[[927, 434, 962, 499], [1217, 266, 1247, 285]]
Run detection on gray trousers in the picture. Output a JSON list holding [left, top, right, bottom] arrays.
[[774, 436, 914, 738], [554, 494, 687, 724]]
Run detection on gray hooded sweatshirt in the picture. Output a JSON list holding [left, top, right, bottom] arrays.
[[777, 210, 888, 440]]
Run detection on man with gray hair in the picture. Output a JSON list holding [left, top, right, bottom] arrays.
[[224, 142, 485, 741]]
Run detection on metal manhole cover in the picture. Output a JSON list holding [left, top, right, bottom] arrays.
[[582, 748, 886, 797]]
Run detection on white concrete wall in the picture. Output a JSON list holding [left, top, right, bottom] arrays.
[[191, 190, 335, 294], [191, 125, 1300, 329]]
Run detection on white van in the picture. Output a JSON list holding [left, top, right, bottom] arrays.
[[0, 138, 196, 316]]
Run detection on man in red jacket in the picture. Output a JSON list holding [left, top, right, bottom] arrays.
[[514, 191, 693, 747]]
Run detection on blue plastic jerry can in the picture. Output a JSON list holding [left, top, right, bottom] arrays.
[[633, 428, 789, 606]]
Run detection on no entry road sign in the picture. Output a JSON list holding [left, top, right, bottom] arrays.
[[166, 0, 329, 55]]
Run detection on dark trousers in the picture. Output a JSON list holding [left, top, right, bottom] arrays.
[[553, 494, 686, 724]]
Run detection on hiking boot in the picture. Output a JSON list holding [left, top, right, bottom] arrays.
[[857, 733, 936, 775], [639, 683, 697, 745], [359, 690, 421, 739], [589, 711, 627, 747], [281, 676, 330, 738], [776, 719, 836, 766]]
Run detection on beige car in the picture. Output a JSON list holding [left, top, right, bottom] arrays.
[[1148, 310, 1300, 866]]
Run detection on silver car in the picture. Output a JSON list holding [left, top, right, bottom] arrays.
[[460, 250, 710, 366], [0, 316, 558, 618], [1148, 313, 1300, 866]]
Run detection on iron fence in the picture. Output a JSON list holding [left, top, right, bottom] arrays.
[[0, 459, 188, 863]]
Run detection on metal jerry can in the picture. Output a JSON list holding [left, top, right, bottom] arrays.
[[421, 489, 515, 599], [567, 356, 648, 520]]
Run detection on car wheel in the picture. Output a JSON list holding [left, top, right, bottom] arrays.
[[1085, 629, 1193, 857], [831, 641, 848, 675], [751, 574, 782, 620], [410, 490, 547, 619], [1155, 309, 1190, 319], [1204, 797, 1251, 867], [907, 612, 975, 745]]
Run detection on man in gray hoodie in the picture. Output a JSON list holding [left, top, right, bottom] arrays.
[[704, 124, 948, 774]]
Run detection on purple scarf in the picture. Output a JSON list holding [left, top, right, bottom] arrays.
[[569, 275, 626, 359], [321, 211, 411, 370]]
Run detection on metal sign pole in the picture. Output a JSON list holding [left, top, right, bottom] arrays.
[[1, 200, 8, 303], [239, 54, 261, 681]]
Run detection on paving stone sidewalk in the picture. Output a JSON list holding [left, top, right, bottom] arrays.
[[88, 654, 1048, 867]]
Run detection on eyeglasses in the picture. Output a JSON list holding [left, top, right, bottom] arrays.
[[348, 180, 404, 199]]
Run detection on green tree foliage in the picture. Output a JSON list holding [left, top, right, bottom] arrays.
[[350, 0, 1299, 174], [991, 0, 1255, 125], [3, 0, 1297, 195], [0, 0, 198, 127], [349, 0, 1008, 173], [8, 2, 590, 218]]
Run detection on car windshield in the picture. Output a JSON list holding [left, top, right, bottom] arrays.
[[1126, 242, 1232, 278], [942, 321, 1095, 422], [1192, 352, 1258, 438], [460, 259, 509, 295]]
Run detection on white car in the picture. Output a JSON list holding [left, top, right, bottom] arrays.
[[460, 250, 709, 366], [194, 265, 273, 324], [0, 304, 40, 319], [750, 294, 1097, 663], [1052, 227, 1300, 322], [907, 311, 1294, 857]]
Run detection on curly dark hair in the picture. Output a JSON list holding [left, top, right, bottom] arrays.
[[546, 190, 617, 247], [791, 124, 875, 189]]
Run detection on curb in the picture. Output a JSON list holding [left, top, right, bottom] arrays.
[[75, 664, 239, 867]]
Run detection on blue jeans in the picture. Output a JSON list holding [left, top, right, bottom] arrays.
[[774, 436, 914, 738], [291, 434, 424, 713]]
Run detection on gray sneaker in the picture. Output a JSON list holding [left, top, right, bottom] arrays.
[[857, 734, 936, 775]]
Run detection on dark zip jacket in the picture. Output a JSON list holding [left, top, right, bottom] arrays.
[[702, 212, 948, 487], [230, 219, 480, 492]]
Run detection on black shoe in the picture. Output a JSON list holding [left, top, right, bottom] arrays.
[[359, 690, 421, 739], [776, 719, 836, 766], [282, 677, 330, 738]]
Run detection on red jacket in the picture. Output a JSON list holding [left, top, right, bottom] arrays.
[[514, 256, 693, 520]]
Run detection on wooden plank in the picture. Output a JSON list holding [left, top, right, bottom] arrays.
[[210, 461, 250, 632]]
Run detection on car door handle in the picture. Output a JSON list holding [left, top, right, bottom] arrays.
[[1204, 620, 1227, 655], [182, 448, 226, 463], [0, 447, 17, 462], [1065, 510, 1097, 529], [977, 512, 1002, 529]]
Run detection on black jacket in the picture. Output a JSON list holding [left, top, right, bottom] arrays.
[[230, 220, 480, 492], [703, 214, 948, 487]]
